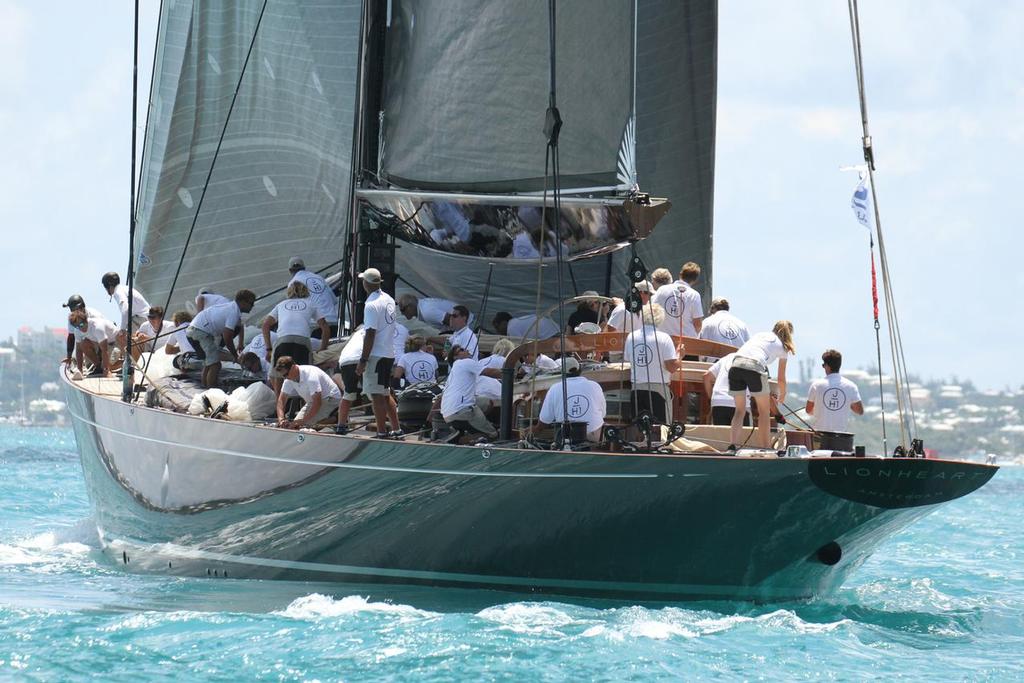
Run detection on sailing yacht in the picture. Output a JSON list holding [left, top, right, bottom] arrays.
[[61, 0, 996, 601]]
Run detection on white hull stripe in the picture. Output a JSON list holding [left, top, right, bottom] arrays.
[[103, 533, 797, 598], [68, 407, 706, 480]]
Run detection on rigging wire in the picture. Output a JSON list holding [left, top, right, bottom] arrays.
[[847, 0, 916, 452], [122, 0, 141, 403]]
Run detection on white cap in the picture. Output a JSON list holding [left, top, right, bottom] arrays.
[[633, 280, 653, 293], [288, 256, 305, 270], [563, 357, 581, 374], [358, 267, 382, 284], [581, 290, 600, 298]]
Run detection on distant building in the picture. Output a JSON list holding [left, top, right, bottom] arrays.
[[16, 326, 66, 358]]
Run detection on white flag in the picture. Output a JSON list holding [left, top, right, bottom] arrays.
[[851, 172, 872, 229]]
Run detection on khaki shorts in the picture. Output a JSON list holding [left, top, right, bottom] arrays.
[[362, 356, 394, 397], [187, 329, 222, 367]]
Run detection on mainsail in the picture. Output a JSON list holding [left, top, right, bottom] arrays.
[[134, 0, 362, 317]]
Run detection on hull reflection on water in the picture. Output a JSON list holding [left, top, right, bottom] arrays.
[[62, 375, 997, 601]]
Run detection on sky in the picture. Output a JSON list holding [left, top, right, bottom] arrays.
[[0, 0, 1021, 390]]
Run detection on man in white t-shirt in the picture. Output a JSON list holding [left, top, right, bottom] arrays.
[[441, 344, 503, 439], [287, 257, 340, 337], [132, 306, 176, 359], [529, 357, 607, 443], [698, 298, 750, 357], [274, 356, 342, 429], [806, 348, 864, 434], [605, 281, 652, 333], [163, 311, 195, 356], [356, 268, 401, 437], [331, 327, 366, 435], [101, 272, 151, 333], [396, 294, 441, 337], [61, 295, 105, 370], [67, 308, 118, 376], [702, 353, 751, 426], [623, 303, 684, 424], [195, 288, 230, 314], [186, 289, 256, 388], [650, 262, 704, 338], [417, 297, 471, 330], [442, 304, 478, 359], [491, 312, 559, 340]]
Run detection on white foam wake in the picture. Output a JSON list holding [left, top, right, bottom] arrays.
[[275, 593, 436, 621]]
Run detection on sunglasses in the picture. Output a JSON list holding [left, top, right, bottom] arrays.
[[73, 322, 87, 330]]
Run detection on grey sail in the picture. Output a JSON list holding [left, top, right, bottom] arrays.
[[378, 0, 636, 193], [134, 0, 362, 318]]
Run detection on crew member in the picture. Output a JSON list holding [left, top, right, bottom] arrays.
[[702, 352, 750, 426], [728, 320, 795, 449], [806, 348, 864, 433], [186, 289, 256, 388], [529, 357, 606, 443], [417, 297, 470, 331], [287, 257, 340, 338], [394, 336, 438, 386], [651, 262, 703, 338], [101, 272, 150, 333], [396, 294, 440, 337], [331, 327, 366, 435], [622, 303, 684, 423], [62, 295, 104, 369], [133, 306, 175, 358], [444, 304, 478, 359], [195, 287, 229, 314], [239, 351, 271, 382], [262, 281, 330, 374], [68, 309, 118, 376], [356, 267, 401, 438], [163, 311, 194, 355], [650, 268, 674, 292], [566, 291, 605, 333], [605, 281, 652, 333], [492, 312, 559, 340], [440, 344, 502, 438], [274, 356, 342, 430], [698, 298, 750, 352]]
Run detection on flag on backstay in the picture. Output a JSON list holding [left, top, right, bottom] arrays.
[[851, 172, 872, 229]]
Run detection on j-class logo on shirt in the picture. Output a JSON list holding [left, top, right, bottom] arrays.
[[567, 394, 590, 419], [823, 387, 847, 411], [284, 300, 307, 312], [633, 343, 653, 367], [384, 304, 396, 325], [411, 360, 433, 381], [306, 279, 325, 294], [720, 322, 739, 340], [664, 294, 682, 318]]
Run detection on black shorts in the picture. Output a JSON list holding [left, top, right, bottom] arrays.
[[273, 341, 310, 366], [727, 366, 769, 396], [336, 363, 361, 398], [311, 323, 339, 340], [374, 356, 395, 387]]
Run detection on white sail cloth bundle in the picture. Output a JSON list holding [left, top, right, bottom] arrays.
[[186, 383, 276, 422]]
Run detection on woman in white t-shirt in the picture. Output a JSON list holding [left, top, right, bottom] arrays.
[[727, 320, 794, 450], [394, 336, 439, 386]]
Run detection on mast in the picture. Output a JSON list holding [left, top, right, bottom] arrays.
[[122, 0, 140, 403]]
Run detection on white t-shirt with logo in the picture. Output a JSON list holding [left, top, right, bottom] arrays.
[[652, 282, 702, 337], [72, 307, 106, 342], [398, 350, 439, 384], [137, 320, 176, 352], [538, 375, 606, 434], [707, 353, 746, 408], [506, 315, 559, 340], [281, 365, 341, 403], [85, 316, 119, 343], [606, 302, 644, 333], [735, 332, 789, 369], [289, 269, 338, 324], [243, 331, 277, 357], [807, 373, 862, 432], [189, 301, 242, 337], [475, 375, 502, 401], [699, 311, 750, 349], [363, 290, 397, 358], [111, 284, 151, 328], [441, 358, 487, 418], [449, 326, 479, 359], [624, 326, 678, 385], [269, 298, 325, 338], [337, 328, 366, 367]]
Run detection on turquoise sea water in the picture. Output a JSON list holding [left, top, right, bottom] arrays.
[[1, 426, 1022, 681]]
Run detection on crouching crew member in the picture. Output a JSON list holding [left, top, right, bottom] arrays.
[[440, 345, 503, 439], [62, 295, 104, 369], [68, 309, 119, 377], [187, 289, 256, 388], [274, 356, 341, 430], [702, 352, 750, 426], [528, 357, 607, 443], [101, 271, 151, 334], [806, 348, 863, 433]]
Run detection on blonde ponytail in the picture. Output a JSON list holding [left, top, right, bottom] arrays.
[[773, 320, 795, 354]]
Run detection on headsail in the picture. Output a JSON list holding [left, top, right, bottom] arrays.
[[134, 1, 362, 317]]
